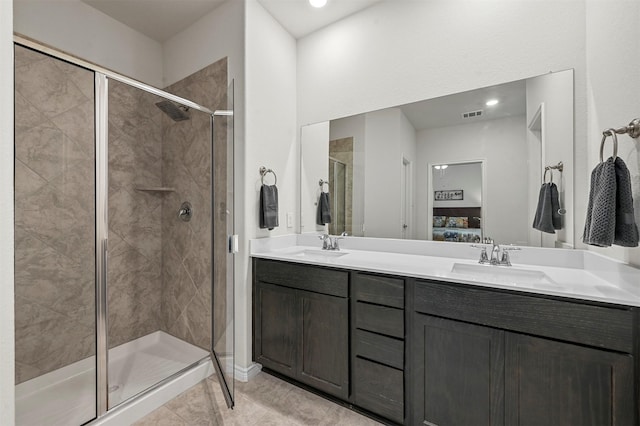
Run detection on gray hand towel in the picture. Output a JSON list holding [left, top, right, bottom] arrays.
[[259, 184, 279, 230], [316, 192, 332, 225], [583, 158, 617, 246], [532, 183, 561, 233], [613, 157, 639, 247]]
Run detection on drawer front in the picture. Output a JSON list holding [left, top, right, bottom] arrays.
[[354, 329, 404, 370], [354, 357, 404, 424], [356, 302, 404, 338], [354, 273, 404, 308], [254, 258, 348, 298], [414, 280, 634, 353]]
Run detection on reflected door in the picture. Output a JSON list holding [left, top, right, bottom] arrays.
[[211, 80, 235, 407]]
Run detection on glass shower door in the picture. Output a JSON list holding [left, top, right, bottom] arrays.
[[13, 44, 97, 426], [105, 78, 213, 409], [211, 80, 235, 407]]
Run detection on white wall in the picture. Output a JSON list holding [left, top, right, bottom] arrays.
[[297, 0, 588, 244], [242, 0, 297, 369], [330, 115, 366, 236], [584, 0, 640, 266], [526, 71, 575, 248], [363, 108, 416, 238], [162, 0, 244, 88], [300, 122, 330, 233], [0, 0, 15, 423], [416, 116, 529, 244], [432, 162, 482, 208], [13, 0, 164, 87]]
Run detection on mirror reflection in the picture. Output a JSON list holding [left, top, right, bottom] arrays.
[[301, 69, 574, 248], [430, 161, 484, 243]]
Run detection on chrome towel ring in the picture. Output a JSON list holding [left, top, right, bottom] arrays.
[[543, 168, 554, 184], [259, 166, 277, 185], [600, 128, 618, 163]]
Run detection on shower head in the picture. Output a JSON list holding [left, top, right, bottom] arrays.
[[155, 100, 190, 122]]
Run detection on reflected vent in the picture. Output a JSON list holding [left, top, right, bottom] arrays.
[[462, 110, 483, 119]]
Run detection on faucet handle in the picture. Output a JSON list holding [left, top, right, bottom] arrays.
[[500, 246, 520, 266], [470, 244, 489, 263]]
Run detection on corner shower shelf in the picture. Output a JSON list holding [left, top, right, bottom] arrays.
[[135, 187, 176, 193]]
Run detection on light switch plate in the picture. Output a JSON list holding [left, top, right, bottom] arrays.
[[286, 212, 293, 228]]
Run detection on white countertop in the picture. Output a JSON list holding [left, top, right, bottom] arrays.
[[250, 234, 640, 308]]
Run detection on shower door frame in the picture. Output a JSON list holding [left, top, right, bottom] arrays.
[[14, 35, 235, 421]]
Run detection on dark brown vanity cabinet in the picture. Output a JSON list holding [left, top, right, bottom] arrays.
[[253, 259, 349, 400], [409, 279, 637, 426], [352, 273, 405, 424]]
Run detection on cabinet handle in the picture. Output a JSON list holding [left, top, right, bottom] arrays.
[[424, 422, 439, 426]]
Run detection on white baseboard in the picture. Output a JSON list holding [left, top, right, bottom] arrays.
[[234, 363, 262, 382]]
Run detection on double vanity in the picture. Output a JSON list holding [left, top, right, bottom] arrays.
[[251, 235, 640, 425]]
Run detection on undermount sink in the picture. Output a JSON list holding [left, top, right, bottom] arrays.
[[451, 263, 559, 288], [296, 249, 349, 258]]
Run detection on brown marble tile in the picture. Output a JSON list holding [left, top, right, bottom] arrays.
[[137, 373, 381, 426], [133, 406, 187, 426], [15, 55, 89, 119], [50, 99, 95, 158], [15, 122, 89, 182]]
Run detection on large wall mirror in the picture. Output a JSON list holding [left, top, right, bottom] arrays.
[[300, 69, 574, 249]]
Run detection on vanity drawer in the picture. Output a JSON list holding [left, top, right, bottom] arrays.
[[355, 302, 404, 339], [254, 259, 348, 298], [414, 280, 634, 353], [353, 357, 404, 424], [354, 329, 404, 370], [354, 273, 404, 308]]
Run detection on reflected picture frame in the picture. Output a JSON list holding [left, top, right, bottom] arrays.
[[434, 190, 463, 201]]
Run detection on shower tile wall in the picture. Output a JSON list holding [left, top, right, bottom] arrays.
[[107, 80, 164, 348], [161, 58, 228, 350], [329, 138, 354, 235], [14, 46, 96, 383]]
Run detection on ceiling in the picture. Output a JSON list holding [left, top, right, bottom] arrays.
[[82, 0, 226, 42], [256, 0, 384, 39], [81, 0, 383, 42], [399, 80, 527, 131]]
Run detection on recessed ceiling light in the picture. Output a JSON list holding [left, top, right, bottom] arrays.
[[486, 99, 499, 106], [309, 0, 327, 8]]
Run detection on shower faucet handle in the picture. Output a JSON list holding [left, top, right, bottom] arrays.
[[178, 201, 193, 222]]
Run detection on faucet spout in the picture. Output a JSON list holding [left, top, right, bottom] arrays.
[[490, 244, 501, 265]]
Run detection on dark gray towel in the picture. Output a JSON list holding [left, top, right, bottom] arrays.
[[259, 184, 278, 230], [583, 158, 618, 246], [316, 192, 332, 225], [613, 157, 639, 247], [532, 183, 561, 234]]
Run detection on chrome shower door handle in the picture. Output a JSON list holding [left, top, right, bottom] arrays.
[[178, 201, 193, 222]]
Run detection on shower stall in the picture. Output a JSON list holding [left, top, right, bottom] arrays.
[[13, 40, 235, 425]]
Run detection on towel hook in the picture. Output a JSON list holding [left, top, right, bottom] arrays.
[[599, 129, 618, 163], [543, 168, 553, 184], [259, 166, 277, 185], [319, 179, 329, 192]]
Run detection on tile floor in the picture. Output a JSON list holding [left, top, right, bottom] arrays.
[[134, 372, 382, 426]]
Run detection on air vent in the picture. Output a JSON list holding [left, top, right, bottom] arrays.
[[462, 109, 483, 119]]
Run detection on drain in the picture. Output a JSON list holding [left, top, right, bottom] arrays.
[[108, 385, 120, 393]]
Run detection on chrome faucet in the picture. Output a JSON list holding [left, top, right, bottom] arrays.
[[490, 243, 501, 265], [318, 233, 347, 251], [472, 243, 520, 266]]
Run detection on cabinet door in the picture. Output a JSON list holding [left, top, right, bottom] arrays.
[[505, 333, 635, 426], [410, 314, 505, 426], [254, 282, 299, 376], [298, 290, 349, 400]]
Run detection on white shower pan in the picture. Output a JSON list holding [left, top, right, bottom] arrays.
[[16, 331, 212, 426]]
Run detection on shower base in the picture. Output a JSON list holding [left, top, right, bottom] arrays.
[[16, 331, 210, 426]]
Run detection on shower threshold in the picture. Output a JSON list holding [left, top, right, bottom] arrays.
[[16, 331, 209, 426]]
